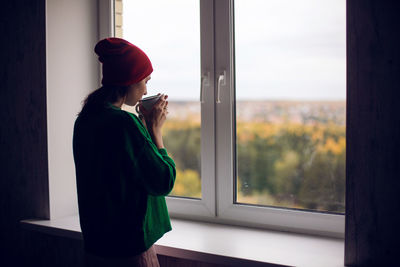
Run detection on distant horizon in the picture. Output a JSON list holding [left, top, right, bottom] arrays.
[[162, 98, 346, 102]]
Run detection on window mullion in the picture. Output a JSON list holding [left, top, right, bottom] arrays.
[[214, 0, 236, 217]]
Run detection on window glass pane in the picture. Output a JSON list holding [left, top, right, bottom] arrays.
[[119, 0, 201, 198], [234, 0, 346, 213]]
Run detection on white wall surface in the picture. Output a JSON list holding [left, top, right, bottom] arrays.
[[46, 0, 100, 219]]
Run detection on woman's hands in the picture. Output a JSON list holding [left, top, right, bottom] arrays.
[[137, 94, 169, 149]]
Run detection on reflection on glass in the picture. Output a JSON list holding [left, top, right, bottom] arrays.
[[121, 0, 201, 198], [234, 0, 346, 213]]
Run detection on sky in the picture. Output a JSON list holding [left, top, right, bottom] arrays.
[[122, 0, 346, 101]]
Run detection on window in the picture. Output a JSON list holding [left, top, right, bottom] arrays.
[[107, 0, 345, 237], [118, 0, 202, 199], [234, 0, 346, 214]]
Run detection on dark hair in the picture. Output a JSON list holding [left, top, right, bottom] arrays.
[[77, 85, 130, 116]]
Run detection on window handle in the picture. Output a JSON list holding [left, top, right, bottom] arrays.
[[216, 71, 226, 104], [200, 71, 210, 104]]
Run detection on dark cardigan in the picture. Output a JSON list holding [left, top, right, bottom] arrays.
[[73, 102, 176, 258]]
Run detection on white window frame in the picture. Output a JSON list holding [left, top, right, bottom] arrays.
[[214, 0, 345, 238], [99, 0, 114, 39], [101, 0, 345, 238]]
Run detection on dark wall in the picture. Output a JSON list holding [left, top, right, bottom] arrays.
[[345, 0, 400, 266], [0, 0, 49, 266]]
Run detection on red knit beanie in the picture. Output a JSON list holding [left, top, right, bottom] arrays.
[[94, 38, 153, 86]]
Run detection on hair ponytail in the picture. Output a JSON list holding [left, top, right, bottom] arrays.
[[77, 85, 129, 116]]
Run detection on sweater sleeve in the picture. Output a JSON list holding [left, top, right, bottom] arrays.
[[121, 117, 176, 197]]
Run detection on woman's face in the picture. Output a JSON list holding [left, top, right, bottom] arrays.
[[124, 75, 151, 106]]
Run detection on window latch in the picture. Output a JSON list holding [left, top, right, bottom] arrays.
[[201, 71, 210, 104], [216, 71, 226, 104]]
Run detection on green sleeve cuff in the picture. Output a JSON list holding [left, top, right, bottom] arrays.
[[157, 148, 176, 168], [158, 148, 168, 156]]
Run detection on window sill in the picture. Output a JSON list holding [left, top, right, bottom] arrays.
[[20, 215, 344, 267]]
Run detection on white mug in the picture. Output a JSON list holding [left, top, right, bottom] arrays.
[[135, 94, 162, 115]]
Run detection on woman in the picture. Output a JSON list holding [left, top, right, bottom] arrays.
[[72, 38, 176, 267]]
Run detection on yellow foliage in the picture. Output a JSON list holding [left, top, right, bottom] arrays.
[[237, 189, 305, 209], [236, 121, 280, 141], [169, 168, 201, 198], [236, 120, 346, 158], [163, 119, 200, 133], [311, 129, 324, 142], [317, 136, 345, 155]]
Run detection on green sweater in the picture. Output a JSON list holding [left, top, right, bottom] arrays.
[[72, 102, 176, 258]]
